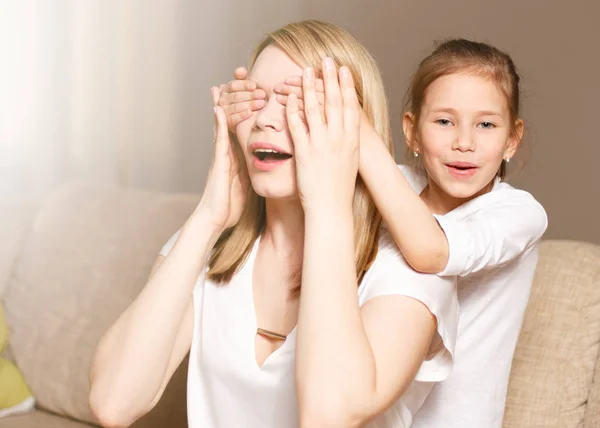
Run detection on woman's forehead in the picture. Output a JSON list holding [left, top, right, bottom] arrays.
[[249, 45, 303, 90]]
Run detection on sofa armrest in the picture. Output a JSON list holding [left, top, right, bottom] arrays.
[[0, 198, 40, 298]]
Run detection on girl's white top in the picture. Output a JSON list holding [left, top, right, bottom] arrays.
[[397, 165, 549, 428], [160, 230, 458, 428]]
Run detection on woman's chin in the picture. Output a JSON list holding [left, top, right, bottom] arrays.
[[252, 184, 298, 201]]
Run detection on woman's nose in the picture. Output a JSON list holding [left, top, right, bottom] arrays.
[[255, 98, 285, 132]]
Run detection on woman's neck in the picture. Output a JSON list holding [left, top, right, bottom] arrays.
[[262, 197, 305, 262]]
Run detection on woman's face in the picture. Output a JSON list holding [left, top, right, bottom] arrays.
[[235, 45, 303, 200]]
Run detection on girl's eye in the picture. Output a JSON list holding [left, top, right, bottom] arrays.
[[435, 119, 452, 126], [478, 121, 496, 129]]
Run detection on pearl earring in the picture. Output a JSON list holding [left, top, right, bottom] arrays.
[[505, 157, 511, 163], [413, 151, 419, 158]]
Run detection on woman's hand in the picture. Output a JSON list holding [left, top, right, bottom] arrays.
[[218, 67, 266, 129], [197, 87, 249, 232], [285, 58, 360, 214]]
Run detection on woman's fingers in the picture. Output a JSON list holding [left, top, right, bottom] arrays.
[[213, 105, 230, 158], [302, 67, 325, 132], [339, 66, 360, 141], [211, 86, 221, 107], [322, 57, 343, 131], [285, 93, 309, 154]]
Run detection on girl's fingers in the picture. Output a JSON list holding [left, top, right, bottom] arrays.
[[227, 110, 253, 129], [322, 57, 342, 130], [284, 76, 325, 93], [276, 93, 325, 109], [223, 100, 262, 116], [221, 79, 258, 93], [274, 83, 303, 98], [220, 90, 266, 106], [285, 93, 309, 154], [233, 67, 248, 80]]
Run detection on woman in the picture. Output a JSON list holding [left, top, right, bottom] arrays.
[[89, 20, 457, 428]]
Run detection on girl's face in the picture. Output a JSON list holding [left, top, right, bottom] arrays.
[[235, 45, 303, 201], [406, 73, 522, 203]]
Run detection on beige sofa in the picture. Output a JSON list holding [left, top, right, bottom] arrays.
[[0, 184, 599, 428]]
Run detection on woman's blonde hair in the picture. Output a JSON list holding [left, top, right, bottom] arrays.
[[207, 20, 393, 288]]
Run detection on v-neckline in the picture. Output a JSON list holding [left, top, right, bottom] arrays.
[[246, 236, 297, 371]]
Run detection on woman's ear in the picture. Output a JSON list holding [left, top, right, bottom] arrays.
[[505, 118, 524, 159], [402, 112, 417, 151]]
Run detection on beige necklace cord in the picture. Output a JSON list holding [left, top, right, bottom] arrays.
[[256, 327, 287, 341]]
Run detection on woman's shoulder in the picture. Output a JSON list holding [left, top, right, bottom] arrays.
[[359, 231, 456, 294]]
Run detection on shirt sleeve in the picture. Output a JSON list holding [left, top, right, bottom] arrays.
[[435, 188, 548, 277], [159, 228, 182, 257], [358, 233, 459, 382]]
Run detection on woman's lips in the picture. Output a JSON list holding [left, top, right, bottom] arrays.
[[252, 155, 291, 171]]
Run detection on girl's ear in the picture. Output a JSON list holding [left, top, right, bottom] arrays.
[[505, 119, 524, 159], [403, 112, 418, 151]]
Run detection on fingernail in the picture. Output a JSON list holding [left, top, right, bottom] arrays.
[[324, 57, 334, 70], [248, 81, 256, 90], [213, 107, 217, 114], [274, 83, 282, 93], [340, 66, 350, 78], [304, 67, 313, 79]]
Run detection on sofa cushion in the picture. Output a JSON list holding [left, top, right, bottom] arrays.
[[584, 336, 600, 427], [0, 199, 39, 299], [1, 409, 97, 428], [3, 184, 197, 425], [503, 240, 600, 428]]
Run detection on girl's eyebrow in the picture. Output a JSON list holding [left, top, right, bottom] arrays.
[[429, 107, 503, 117]]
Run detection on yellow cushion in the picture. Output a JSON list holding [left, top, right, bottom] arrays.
[[0, 304, 35, 418]]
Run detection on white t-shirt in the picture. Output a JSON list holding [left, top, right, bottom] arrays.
[[397, 165, 548, 428], [160, 230, 458, 428]]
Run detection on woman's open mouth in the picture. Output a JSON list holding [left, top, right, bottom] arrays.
[[250, 144, 293, 171]]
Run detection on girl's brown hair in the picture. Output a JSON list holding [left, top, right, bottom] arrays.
[[405, 38, 523, 179], [207, 20, 393, 288]]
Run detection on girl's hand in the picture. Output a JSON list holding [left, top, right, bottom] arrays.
[[218, 67, 266, 129], [197, 87, 249, 232], [285, 58, 360, 214], [275, 76, 325, 124]]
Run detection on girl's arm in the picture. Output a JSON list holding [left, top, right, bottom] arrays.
[[358, 126, 449, 273], [287, 61, 457, 428], [429, 188, 548, 276]]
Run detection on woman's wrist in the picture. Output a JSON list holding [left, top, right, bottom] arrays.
[[190, 205, 226, 243]]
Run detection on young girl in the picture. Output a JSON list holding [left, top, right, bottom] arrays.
[[89, 20, 458, 428], [221, 39, 548, 427]]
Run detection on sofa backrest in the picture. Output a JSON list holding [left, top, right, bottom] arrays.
[[504, 240, 600, 428], [3, 184, 197, 426], [3, 184, 600, 427]]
